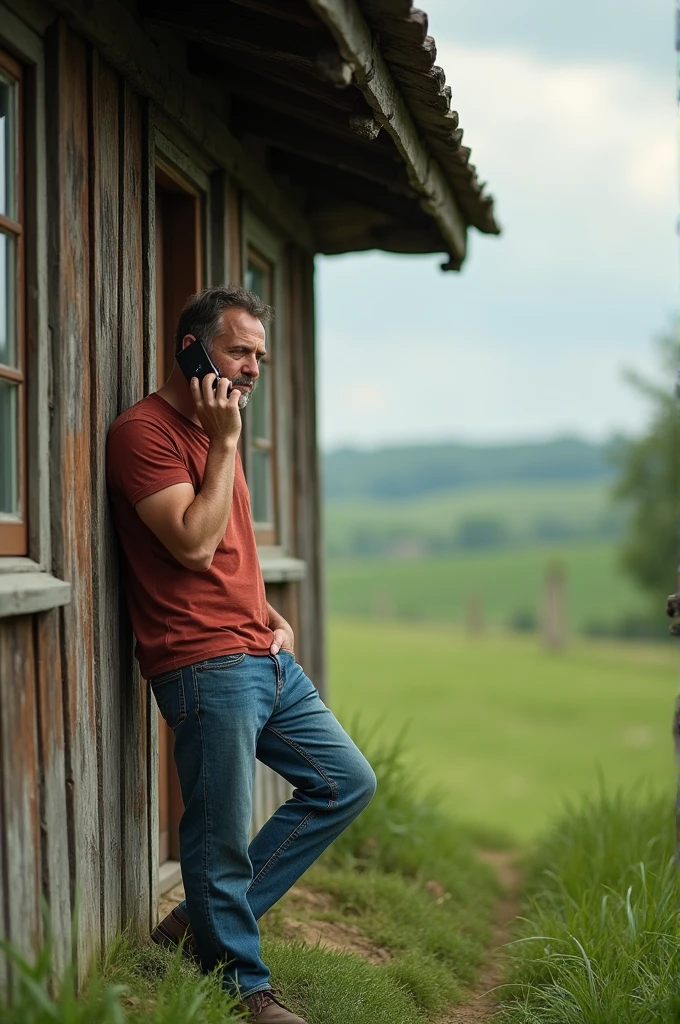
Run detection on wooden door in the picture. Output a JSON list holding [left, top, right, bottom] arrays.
[[154, 161, 202, 866]]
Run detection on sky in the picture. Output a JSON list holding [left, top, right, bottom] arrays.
[[315, 0, 677, 451]]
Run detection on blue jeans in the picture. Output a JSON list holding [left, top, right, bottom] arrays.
[[149, 651, 376, 998]]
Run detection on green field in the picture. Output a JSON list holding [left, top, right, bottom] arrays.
[[324, 478, 624, 557], [327, 540, 649, 634], [328, 618, 677, 841]]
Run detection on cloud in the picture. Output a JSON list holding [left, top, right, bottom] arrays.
[[423, 0, 671, 79], [439, 43, 676, 289], [316, 43, 676, 448], [319, 326, 665, 449]]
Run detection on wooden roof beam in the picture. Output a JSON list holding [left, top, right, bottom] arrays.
[[307, 0, 467, 266], [232, 101, 411, 195], [46, 0, 315, 250]]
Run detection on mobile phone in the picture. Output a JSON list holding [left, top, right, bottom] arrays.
[[176, 338, 231, 394]]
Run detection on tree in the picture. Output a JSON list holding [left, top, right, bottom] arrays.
[[612, 331, 679, 610]]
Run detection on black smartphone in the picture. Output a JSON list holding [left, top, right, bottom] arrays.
[[176, 338, 231, 393]]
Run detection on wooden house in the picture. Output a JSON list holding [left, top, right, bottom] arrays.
[[0, 0, 499, 979]]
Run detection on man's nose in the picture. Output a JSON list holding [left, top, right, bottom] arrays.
[[244, 356, 259, 378]]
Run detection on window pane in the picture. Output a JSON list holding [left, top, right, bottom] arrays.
[[245, 259, 268, 302], [0, 232, 16, 366], [0, 378, 18, 514], [251, 448, 273, 524], [250, 361, 270, 440], [0, 73, 16, 219]]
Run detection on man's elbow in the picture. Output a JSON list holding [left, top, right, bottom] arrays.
[[176, 547, 214, 572]]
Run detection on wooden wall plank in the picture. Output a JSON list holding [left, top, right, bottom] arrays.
[[227, 179, 242, 285], [118, 79, 150, 936], [34, 611, 71, 975], [141, 100, 160, 931], [46, 20, 101, 970], [209, 169, 227, 286], [89, 50, 123, 948], [288, 249, 326, 697], [0, 618, 41, 963]]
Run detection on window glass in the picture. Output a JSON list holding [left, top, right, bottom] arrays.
[[251, 448, 272, 525], [0, 232, 16, 366], [0, 73, 16, 219], [250, 360, 270, 439], [0, 55, 24, 555], [0, 377, 17, 514], [245, 261, 266, 301], [244, 250, 275, 530]]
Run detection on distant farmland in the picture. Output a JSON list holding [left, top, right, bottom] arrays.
[[324, 478, 624, 559], [325, 540, 648, 635]]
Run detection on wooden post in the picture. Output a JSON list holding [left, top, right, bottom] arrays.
[[541, 561, 567, 652], [465, 591, 484, 636]]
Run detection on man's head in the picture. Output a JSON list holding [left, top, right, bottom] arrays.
[[175, 286, 274, 409]]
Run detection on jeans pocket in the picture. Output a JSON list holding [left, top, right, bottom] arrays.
[[195, 653, 247, 672], [150, 670, 186, 729]]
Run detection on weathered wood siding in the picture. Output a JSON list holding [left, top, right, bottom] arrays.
[[288, 249, 326, 691], [0, 16, 324, 978], [0, 22, 152, 975]]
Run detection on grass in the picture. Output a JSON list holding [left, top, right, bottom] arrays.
[[500, 789, 680, 1023], [260, 729, 500, 1018], [325, 478, 624, 557], [0, 927, 244, 1023], [328, 617, 676, 840], [0, 732, 501, 1024], [326, 541, 650, 633]]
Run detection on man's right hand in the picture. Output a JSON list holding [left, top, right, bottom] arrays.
[[190, 373, 242, 448]]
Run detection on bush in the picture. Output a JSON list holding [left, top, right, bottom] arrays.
[[506, 609, 538, 633], [582, 614, 670, 642]]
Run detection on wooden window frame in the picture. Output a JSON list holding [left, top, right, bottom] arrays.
[[0, 48, 26, 556], [245, 245, 278, 545], [0, 14, 69, 612], [242, 207, 293, 555]]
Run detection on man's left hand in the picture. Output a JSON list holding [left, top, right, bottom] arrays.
[[268, 607, 295, 656]]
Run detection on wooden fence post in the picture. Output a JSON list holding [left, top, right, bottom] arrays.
[[541, 561, 567, 652]]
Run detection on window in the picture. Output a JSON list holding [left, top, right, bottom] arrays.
[[0, 51, 25, 557], [245, 248, 276, 542]]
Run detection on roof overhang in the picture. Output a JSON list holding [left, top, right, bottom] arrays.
[[140, 0, 500, 270]]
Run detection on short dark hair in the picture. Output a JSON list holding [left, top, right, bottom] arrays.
[[175, 285, 274, 356]]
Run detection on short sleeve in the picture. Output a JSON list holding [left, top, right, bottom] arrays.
[[106, 416, 193, 506]]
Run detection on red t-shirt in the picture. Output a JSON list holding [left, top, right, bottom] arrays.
[[106, 392, 273, 678]]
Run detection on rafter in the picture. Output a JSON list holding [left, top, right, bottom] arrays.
[[307, 0, 467, 263]]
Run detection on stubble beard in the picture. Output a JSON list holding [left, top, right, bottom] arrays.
[[233, 375, 256, 410]]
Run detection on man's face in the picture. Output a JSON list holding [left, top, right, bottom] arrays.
[[184, 308, 266, 410]]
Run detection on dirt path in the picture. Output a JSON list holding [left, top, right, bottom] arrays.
[[438, 850, 522, 1023]]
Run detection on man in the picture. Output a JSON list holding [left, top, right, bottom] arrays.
[[106, 286, 376, 1023]]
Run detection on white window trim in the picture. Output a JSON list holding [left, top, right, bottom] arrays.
[[242, 207, 292, 548], [258, 546, 307, 584], [0, 7, 70, 616]]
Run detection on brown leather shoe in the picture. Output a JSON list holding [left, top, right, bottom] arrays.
[[150, 906, 199, 963], [242, 989, 308, 1023]]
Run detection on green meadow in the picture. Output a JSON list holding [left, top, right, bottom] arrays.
[[326, 540, 649, 634], [327, 617, 677, 841]]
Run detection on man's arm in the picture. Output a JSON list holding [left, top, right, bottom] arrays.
[[136, 375, 241, 571], [268, 602, 295, 655]]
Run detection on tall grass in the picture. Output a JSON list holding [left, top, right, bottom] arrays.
[[321, 720, 508, 883], [501, 788, 679, 1023], [0, 923, 243, 1024]]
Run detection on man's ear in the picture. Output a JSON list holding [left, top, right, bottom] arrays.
[[181, 334, 196, 351]]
